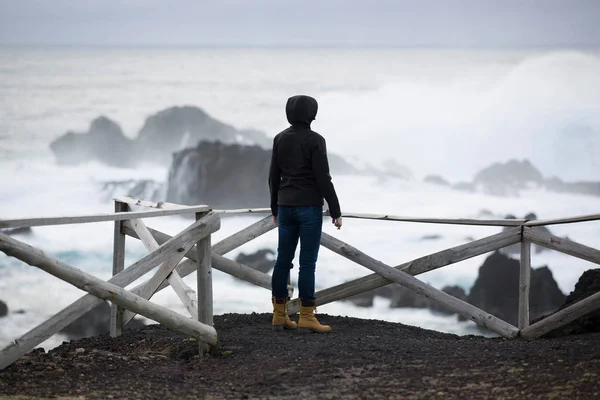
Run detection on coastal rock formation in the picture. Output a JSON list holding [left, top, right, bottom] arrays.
[[166, 141, 270, 209], [50, 117, 135, 167], [235, 249, 275, 274], [474, 159, 544, 190], [135, 106, 271, 164], [424, 175, 449, 186], [499, 212, 551, 256], [100, 179, 165, 203], [59, 301, 145, 341], [0, 300, 7, 318], [544, 268, 600, 337], [467, 251, 565, 327]]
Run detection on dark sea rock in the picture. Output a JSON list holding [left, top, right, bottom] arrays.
[[544, 177, 600, 197], [166, 141, 270, 209], [467, 251, 565, 327], [135, 106, 271, 164], [60, 301, 145, 341], [0, 227, 33, 236], [543, 269, 600, 337], [424, 175, 449, 186], [0, 300, 7, 318], [50, 117, 135, 167], [474, 159, 544, 188], [235, 249, 275, 274], [429, 286, 468, 315]]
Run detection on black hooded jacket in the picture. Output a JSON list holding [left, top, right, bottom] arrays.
[[268, 95, 341, 219]]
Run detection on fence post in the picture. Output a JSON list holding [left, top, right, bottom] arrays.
[[196, 211, 213, 354], [518, 235, 531, 330], [110, 200, 128, 337]]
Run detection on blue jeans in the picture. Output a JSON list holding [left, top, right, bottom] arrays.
[[271, 206, 323, 302]]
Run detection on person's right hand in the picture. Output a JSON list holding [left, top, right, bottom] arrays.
[[332, 217, 342, 230]]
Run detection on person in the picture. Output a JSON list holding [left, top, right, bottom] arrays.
[[268, 94, 342, 333]]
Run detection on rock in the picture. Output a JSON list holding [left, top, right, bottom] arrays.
[[544, 177, 600, 197], [235, 249, 275, 274], [543, 269, 600, 337], [467, 251, 565, 327], [474, 159, 544, 189], [0, 226, 33, 236], [424, 175, 449, 186], [0, 299, 7, 317], [421, 234, 442, 241], [135, 106, 271, 164], [166, 141, 270, 209], [50, 117, 136, 167], [346, 285, 397, 308], [59, 301, 145, 341]]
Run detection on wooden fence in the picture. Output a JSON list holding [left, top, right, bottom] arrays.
[[1, 196, 600, 370]]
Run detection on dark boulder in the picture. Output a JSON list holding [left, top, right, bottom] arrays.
[[59, 301, 145, 341], [50, 117, 135, 167], [346, 285, 397, 308], [467, 251, 565, 327], [543, 269, 600, 337], [135, 106, 271, 164], [424, 175, 450, 186], [429, 286, 468, 315], [474, 159, 544, 188], [0, 300, 7, 317], [235, 249, 275, 274], [0, 227, 33, 236], [166, 141, 270, 209]]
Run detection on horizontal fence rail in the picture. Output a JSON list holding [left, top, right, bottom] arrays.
[[1, 195, 600, 371]]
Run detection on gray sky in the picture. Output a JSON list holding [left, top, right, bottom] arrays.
[[1, 0, 599, 47]]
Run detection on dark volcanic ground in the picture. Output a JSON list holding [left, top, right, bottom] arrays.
[[1, 313, 599, 399]]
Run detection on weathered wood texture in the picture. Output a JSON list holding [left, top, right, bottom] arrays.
[[110, 201, 127, 338], [524, 227, 600, 265], [196, 213, 213, 327], [521, 290, 600, 338], [313, 233, 519, 338], [0, 206, 211, 229], [121, 217, 203, 325], [122, 220, 273, 292], [0, 233, 217, 347], [525, 213, 600, 227], [288, 228, 521, 313], [0, 213, 219, 370], [518, 239, 531, 329]]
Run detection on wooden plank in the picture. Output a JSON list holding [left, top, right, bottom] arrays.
[[126, 217, 198, 318], [197, 235, 213, 326], [525, 213, 600, 227], [212, 215, 275, 255], [521, 291, 600, 338], [321, 212, 525, 227], [0, 206, 212, 229], [524, 227, 600, 265], [113, 196, 204, 211], [122, 219, 273, 293], [0, 233, 217, 346], [0, 214, 220, 370], [110, 201, 127, 338], [518, 239, 531, 329], [288, 227, 521, 313], [314, 233, 519, 337]]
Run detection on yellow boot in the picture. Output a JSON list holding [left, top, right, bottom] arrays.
[[272, 297, 297, 330], [298, 301, 331, 333]]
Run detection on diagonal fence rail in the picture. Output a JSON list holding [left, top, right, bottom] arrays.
[[1, 195, 600, 370]]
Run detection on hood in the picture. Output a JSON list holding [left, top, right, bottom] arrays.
[[286, 95, 318, 127]]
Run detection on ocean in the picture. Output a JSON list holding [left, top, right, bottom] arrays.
[[1, 46, 600, 351]]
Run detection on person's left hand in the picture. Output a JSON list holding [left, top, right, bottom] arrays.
[[273, 216, 278, 227]]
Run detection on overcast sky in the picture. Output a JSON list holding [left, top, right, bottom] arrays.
[[1, 0, 599, 47]]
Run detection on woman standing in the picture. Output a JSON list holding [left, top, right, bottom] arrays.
[[268, 95, 342, 333]]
